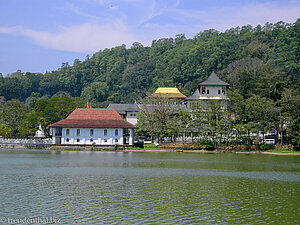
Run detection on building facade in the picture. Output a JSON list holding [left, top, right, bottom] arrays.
[[49, 108, 136, 146], [185, 71, 230, 109], [107, 103, 140, 125]]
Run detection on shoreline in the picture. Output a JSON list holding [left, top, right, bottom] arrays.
[[1, 145, 299, 155], [120, 149, 300, 155]]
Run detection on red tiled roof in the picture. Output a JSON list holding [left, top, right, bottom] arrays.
[[48, 108, 136, 128]]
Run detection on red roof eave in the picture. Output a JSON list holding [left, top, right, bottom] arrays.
[[48, 120, 136, 129], [49, 124, 136, 129]]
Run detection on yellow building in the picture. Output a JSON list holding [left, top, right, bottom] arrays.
[[152, 87, 186, 99]]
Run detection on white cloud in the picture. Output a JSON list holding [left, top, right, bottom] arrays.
[[1, 0, 299, 54], [196, 2, 300, 31], [139, 1, 300, 38], [0, 22, 138, 53], [139, 0, 183, 25], [84, 0, 144, 6], [65, 2, 100, 20], [0, 26, 20, 34]]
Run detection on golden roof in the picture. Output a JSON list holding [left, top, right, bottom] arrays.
[[152, 87, 186, 99]]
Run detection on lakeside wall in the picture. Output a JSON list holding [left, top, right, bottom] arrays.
[[0, 138, 52, 149]]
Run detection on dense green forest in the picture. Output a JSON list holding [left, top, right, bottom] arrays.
[[0, 19, 299, 148]]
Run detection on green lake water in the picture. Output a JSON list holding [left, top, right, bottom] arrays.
[[0, 150, 299, 224]]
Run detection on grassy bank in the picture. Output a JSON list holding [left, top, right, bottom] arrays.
[[126, 143, 300, 154]]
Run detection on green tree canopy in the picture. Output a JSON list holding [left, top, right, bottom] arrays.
[[1, 99, 30, 137]]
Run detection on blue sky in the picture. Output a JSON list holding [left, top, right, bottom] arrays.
[[0, 0, 299, 76]]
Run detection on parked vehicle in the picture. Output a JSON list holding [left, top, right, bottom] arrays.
[[264, 139, 276, 145]]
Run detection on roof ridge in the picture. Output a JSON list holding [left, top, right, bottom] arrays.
[[198, 71, 229, 86]]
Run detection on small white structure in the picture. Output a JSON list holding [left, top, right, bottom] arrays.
[[49, 108, 136, 146], [185, 71, 230, 109], [34, 124, 46, 138]]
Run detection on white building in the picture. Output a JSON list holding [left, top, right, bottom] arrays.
[[185, 71, 230, 109], [107, 103, 141, 125], [49, 108, 136, 146]]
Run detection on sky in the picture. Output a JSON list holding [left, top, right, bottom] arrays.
[[0, 0, 299, 76]]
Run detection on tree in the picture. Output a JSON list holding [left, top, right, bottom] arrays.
[[136, 96, 179, 142], [25, 92, 42, 109], [280, 88, 300, 120], [0, 96, 5, 110], [80, 82, 109, 104], [39, 72, 60, 96], [1, 99, 30, 137], [289, 117, 300, 150], [33, 97, 85, 135], [176, 110, 192, 143], [191, 100, 231, 146], [52, 91, 72, 98], [221, 57, 286, 99], [20, 111, 40, 137], [0, 123, 11, 138], [245, 95, 278, 141], [228, 91, 278, 144], [136, 110, 156, 141]]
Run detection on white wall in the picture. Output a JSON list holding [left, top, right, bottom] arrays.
[[186, 86, 228, 109], [199, 86, 227, 98], [61, 128, 124, 145], [126, 112, 138, 125]]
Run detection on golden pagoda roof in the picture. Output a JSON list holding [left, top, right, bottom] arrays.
[[152, 87, 186, 99]]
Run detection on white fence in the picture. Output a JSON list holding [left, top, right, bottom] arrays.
[[0, 138, 52, 147]]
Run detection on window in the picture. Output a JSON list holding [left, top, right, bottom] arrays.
[[115, 129, 118, 136], [66, 138, 69, 142], [201, 87, 206, 94], [218, 90, 221, 94], [207, 89, 209, 94], [115, 139, 118, 142], [77, 129, 80, 136], [66, 129, 69, 136], [130, 113, 133, 116], [133, 113, 136, 117], [222, 87, 226, 94], [90, 129, 94, 136], [77, 138, 80, 142], [104, 129, 107, 136], [90, 139, 93, 142], [104, 139, 107, 142]]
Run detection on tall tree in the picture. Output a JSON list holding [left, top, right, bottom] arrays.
[[1, 99, 30, 137]]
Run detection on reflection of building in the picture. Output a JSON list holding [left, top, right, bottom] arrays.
[[49, 107, 136, 146], [107, 103, 140, 125], [152, 87, 186, 99], [185, 71, 230, 109]]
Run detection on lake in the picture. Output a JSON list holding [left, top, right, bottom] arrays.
[[0, 150, 299, 224]]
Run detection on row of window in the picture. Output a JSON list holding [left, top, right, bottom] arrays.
[[65, 138, 119, 143], [201, 87, 226, 95], [66, 129, 119, 137]]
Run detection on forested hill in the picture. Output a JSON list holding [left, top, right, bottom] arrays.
[[0, 19, 299, 106]]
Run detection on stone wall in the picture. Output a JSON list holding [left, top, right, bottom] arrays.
[[0, 138, 52, 149]]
